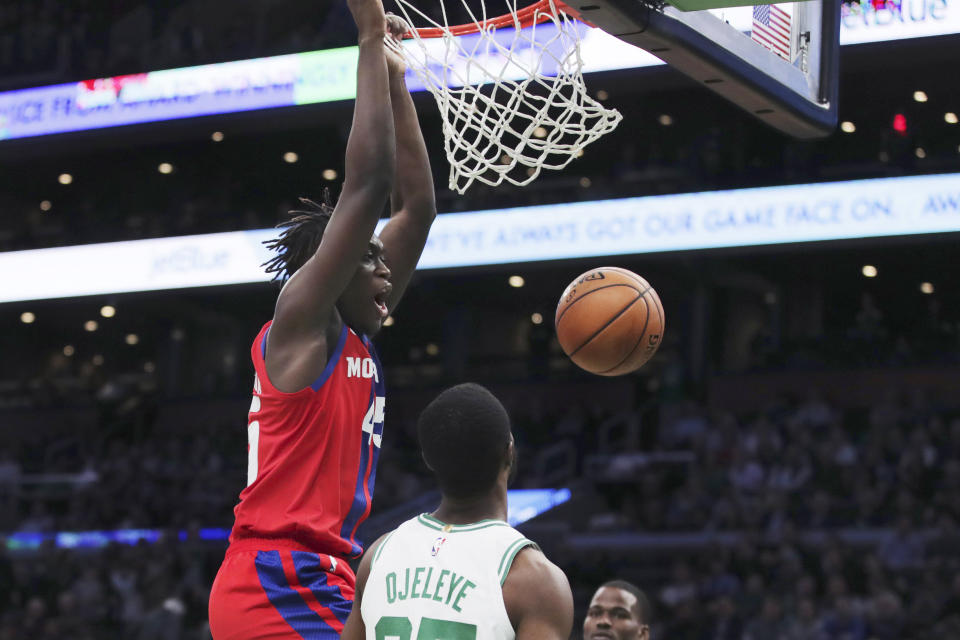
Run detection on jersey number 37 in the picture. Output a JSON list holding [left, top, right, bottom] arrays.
[[375, 616, 476, 640]]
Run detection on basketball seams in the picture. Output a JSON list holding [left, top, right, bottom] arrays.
[[603, 288, 665, 376], [597, 295, 652, 374], [555, 282, 640, 326], [568, 284, 652, 358]]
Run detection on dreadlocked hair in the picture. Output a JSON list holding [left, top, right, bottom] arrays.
[[262, 193, 335, 282]]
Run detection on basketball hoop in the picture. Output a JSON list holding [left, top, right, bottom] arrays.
[[387, 0, 622, 194]]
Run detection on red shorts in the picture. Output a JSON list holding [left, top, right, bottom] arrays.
[[209, 540, 356, 640]]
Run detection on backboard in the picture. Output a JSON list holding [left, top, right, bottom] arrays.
[[566, 0, 840, 137]]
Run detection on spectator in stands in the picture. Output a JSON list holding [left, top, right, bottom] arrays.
[[866, 590, 906, 640], [736, 573, 768, 622], [700, 556, 741, 600], [821, 596, 867, 640], [659, 561, 699, 611], [767, 445, 812, 493], [784, 597, 825, 640], [877, 516, 926, 571], [742, 595, 789, 640], [583, 580, 651, 640], [935, 573, 960, 626], [791, 389, 837, 430], [700, 595, 744, 640]]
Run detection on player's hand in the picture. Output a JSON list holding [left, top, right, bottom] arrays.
[[347, 0, 387, 40], [384, 13, 408, 76]]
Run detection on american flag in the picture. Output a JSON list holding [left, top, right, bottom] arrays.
[[752, 4, 792, 62]]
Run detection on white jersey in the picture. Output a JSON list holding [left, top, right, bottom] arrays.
[[361, 513, 536, 640]]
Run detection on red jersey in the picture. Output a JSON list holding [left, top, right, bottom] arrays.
[[229, 321, 385, 559]]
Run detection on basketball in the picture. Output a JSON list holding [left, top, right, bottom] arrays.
[[555, 267, 665, 376]]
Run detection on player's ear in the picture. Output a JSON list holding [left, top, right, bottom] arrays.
[[421, 450, 434, 471], [505, 437, 518, 484]]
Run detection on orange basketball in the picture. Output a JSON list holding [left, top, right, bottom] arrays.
[[555, 267, 665, 376]]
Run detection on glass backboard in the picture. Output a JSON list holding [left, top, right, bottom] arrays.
[[566, 0, 840, 137]]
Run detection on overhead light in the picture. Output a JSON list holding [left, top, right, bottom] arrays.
[[125, 333, 139, 345], [84, 320, 99, 332], [862, 265, 878, 278], [322, 169, 338, 181], [100, 305, 116, 318], [144, 361, 156, 373], [171, 327, 185, 341], [915, 147, 926, 159], [63, 345, 75, 357], [383, 315, 395, 327], [283, 151, 299, 164], [425, 343, 440, 356], [211, 131, 225, 142], [579, 177, 592, 188], [20, 311, 35, 324], [658, 114, 674, 126], [533, 126, 548, 138], [840, 121, 856, 133], [913, 90, 928, 103], [92, 354, 104, 366], [576, 149, 585, 158], [158, 162, 174, 174], [40, 200, 52, 211], [531, 312, 544, 325], [509, 275, 525, 288], [946, 112, 959, 125], [596, 89, 609, 100], [58, 173, 73, 185], [920, 282, 934, 294]]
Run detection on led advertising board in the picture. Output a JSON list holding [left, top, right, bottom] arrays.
[[2, 172, 958, 304]]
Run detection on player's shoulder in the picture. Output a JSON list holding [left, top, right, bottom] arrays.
[[504, 544, 568, 591], [501, 544, 573, 634]]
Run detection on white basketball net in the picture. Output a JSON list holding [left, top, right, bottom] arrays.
[[388, 0, 622, 194]]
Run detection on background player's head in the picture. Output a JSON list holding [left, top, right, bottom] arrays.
[[584, 580, 651, 640], [262, 195, 392, 336], [417, 383, 515, 500]]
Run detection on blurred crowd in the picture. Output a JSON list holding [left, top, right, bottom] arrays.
[[563, 528, 960, 640], [0, 533, 217, 640], [595, 389, 958, 533], [4, 377, 960, 637], [0, 0, 357, 86]]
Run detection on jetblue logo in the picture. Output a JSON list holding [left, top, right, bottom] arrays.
[[346, 357, 379, 382]]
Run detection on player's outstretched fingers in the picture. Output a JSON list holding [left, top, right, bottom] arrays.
[[385, 12, 410, 40], [384, 13, 408, 76]]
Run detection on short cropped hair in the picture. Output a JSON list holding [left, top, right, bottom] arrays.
[[601, 580, 652, 624], [417, 383, 512, 499]]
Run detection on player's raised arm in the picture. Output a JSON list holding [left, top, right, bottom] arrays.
[[266, 0, 396, 391], [377, 14, 437, 313], [502, 546, 575, 640]]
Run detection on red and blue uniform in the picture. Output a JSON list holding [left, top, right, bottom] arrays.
[[209, 320, 385, 640]]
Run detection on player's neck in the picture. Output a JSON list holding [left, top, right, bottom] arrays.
[[432, 488, 507, 526]]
